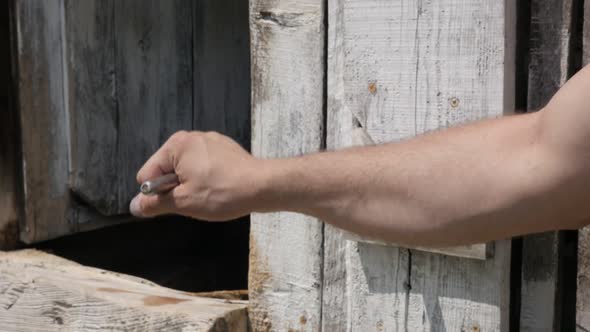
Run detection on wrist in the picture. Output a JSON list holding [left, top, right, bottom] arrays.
[[248, 153, 349, 218]]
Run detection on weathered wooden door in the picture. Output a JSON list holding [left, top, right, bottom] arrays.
[[11, 0, 250, 243]]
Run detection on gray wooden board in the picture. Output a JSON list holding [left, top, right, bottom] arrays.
[[324, 0, 514, 330], [577, 6, 590, 331], [65, 0, 119, 215], [0, 2, 19, 249], [194, 0, 251, 149], [0, 250, 248, 332], [14, 0, 71, 243], [112, 0, 194, 214], [520, 0, 575, 330], [249, 0, 325, 330]]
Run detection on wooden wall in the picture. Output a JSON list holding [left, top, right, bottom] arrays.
[[10, 0, 250, 243], [324, 1, 514, 330], [249, 0, 517, 330]]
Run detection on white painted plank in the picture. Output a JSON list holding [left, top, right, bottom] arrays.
[[249, 0, 325, 331], [0, 250, 247, 331], [325, 0, 514, 330]]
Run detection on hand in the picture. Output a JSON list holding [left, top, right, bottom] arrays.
[[130, 131, 263, 220]]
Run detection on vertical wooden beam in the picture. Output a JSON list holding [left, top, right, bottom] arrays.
[[324, 0, 514, 330], [13, 0, 71, 243], [577, 2, 590, 329], [249, 0, 325, 330], [0, 0, 20, 249], [65, 0, 118, 215], [520, 1, 578, 330]]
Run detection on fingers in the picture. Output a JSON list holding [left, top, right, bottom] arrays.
[[136, 131, 188, 184], [129, 186, 185, 218]]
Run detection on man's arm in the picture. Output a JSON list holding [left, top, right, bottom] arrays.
[[130, 66, 590, 247]]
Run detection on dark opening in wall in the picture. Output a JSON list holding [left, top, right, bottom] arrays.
[[33, 216, 250, 293]]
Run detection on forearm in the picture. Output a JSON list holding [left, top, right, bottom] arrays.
[[255, 110, 587, 247]]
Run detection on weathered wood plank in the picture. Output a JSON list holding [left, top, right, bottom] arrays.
[[324, 0, 514, 330], [14, 0, 71, 243], [65, 0, 119, 215], [0, 250, 247, 331], [0, 0, 20, 249], [520, 1, 577, 330], [249, 0, 325, 330], [194, 0, 251, 149], [577, 5, 590, 331], [111, 0, 193, 215]]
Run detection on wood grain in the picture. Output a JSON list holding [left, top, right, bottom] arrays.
[[0, 0, 19, 249], [14, 0, 71, 243], [520, 1, 577, 330], [0, 250, 247, 331], [249, 0, 325, 330], [577, 4, 590, 330], [324, 0, 514, 330], [194, 0, 251, 149], [65, 0, 118, 215], [113, 0, 193, 215]]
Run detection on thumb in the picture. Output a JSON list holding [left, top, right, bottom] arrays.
[[129, 189, 181, 218]]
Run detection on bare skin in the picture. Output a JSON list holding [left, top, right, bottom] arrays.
[[130, 65, 590, 247]]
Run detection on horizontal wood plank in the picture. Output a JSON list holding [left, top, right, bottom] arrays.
[[0, 250, 247, 331]]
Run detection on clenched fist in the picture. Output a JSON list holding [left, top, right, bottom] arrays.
[[130, 131, 265, 221]]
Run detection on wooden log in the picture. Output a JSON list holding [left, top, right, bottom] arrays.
[[0, 250, 247, 331], [249, 0, 325, 330], [324, 0, 515, 330]]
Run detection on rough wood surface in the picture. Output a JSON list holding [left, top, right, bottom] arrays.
[[0, 1, 19, 249], [0, 250, 247, 332], [324, 0, 514, 330], [249, 0, 325, 330], [14, 1, 250, 240], [14, 0, 71, 243], [520, 0, 576, 330], [193, 0, 251, 149], [112, 0, 193, 214], [65, 0, 119, 215], [577, 6, 590, 331]]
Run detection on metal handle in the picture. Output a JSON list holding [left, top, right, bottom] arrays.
[[140, 173, 179, 195]]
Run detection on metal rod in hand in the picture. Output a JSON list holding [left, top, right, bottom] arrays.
[[140, 173, 179, 196]]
